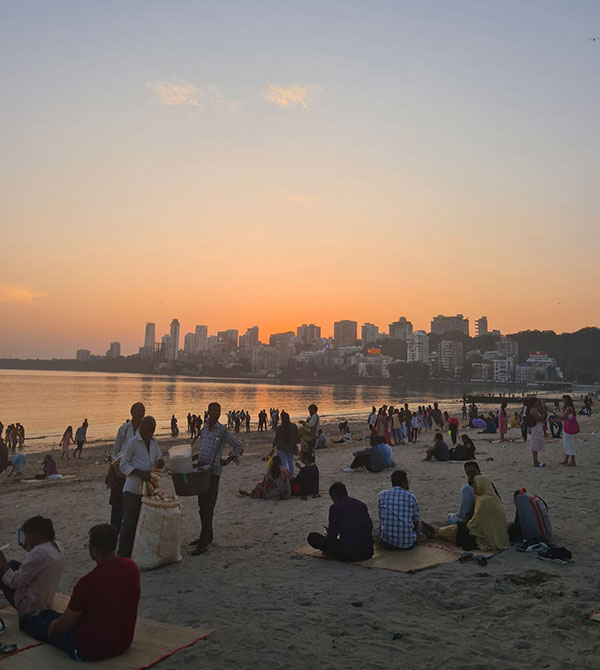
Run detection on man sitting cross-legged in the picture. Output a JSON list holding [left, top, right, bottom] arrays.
[[20, 524, 140, 662], [376, 470, 420, 550], [307, 482, 374, 562]]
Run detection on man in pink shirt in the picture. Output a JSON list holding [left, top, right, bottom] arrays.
[[0, 516, 64, 619]]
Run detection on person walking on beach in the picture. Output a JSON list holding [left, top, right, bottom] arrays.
[[60, 426, 74, 460], [17, 424, 25, 449], [73, 419, 88, 459], [108, 403, 145, 532], [245, 411, 251, 432], [170, 415, 178, 437], [190, 402, 244, 556], [118, 416, 164, 558]]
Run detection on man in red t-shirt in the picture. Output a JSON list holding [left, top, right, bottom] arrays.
[[20, 524, 140, 661]]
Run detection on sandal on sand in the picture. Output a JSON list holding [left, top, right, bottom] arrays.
[[537, 547, 573, 564]]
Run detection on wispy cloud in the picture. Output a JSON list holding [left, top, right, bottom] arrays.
[[0, 284, 44, 304], [265, 83, 321, 108], [288, 194, 311, 204], [148, 80, 239, 112]]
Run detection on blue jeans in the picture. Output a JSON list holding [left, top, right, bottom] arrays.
[[19, 609, 84, 661], [278, 451, 294, 478]]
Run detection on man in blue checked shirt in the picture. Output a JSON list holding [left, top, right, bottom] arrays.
[[190, 402, 244, 556], [377, 470, 420, 550]]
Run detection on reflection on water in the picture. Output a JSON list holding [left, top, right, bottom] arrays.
[[0, 370, 464, 447]]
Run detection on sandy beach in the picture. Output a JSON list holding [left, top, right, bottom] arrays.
[[2, 405, 599, 670]]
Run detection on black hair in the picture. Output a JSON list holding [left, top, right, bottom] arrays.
[[22, 516, 55, 540], [89, 524, 118, 554], [270, 454, 283, 479], [463, 460, 480, 472], [329, 482, 347, 499], [461, 434, 475, 447], [434, 432, 443, 441], [208, 402, 221, 411], [391, 470, 407, 487]]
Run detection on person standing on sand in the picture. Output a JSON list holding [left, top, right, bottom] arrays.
[[525, 398, 547, 468], [189, 402, 244, 556], [17, 424, 25, 449], [73, 419, 88, 459], [118, 416, 164, 558], [498, 403, 508, 441], [60, 427, 74, 460], [556, 395, 578, 467], [108, 403, 145, 532]]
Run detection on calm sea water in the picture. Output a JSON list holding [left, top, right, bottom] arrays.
[[0, 370, 465, 449]]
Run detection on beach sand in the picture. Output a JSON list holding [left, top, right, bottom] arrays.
[[2, 406, 599, 669]]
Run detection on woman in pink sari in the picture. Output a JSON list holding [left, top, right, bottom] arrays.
[[498, 403, 508, 441]]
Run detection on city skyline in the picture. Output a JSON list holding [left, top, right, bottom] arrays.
[[1, 2, 599, 358]]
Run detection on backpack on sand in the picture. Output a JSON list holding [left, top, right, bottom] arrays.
[[510, 489, 552, 542]]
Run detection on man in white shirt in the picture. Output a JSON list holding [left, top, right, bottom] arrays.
[[117, 416, 164, 558], [0, 516, 64, 619], [107, 403, 145, 532]]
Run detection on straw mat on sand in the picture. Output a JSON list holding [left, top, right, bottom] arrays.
[[296, 541, 490, 573], [0, 595, 211, 669]]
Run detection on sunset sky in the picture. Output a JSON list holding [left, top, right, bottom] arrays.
[[1, 1, 599, 357]]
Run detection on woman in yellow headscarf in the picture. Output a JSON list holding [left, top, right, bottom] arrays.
[[427, 475, 510, 551]]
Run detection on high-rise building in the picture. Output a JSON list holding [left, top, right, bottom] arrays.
[[388, 316, 413, 341], [475, 316, 488, 337], [169, 319, 180, 360], [430, 314, 469, 336], [296, 324, 322, 344], [217, 330, 239, 348], [161, 334, 171, 359], [436, 340, 463, 377], [239, 326, 259, 348], [76, 349, 91, 361], [269, 332, 295, 367], [495, 337, 518, 360], [106, 342, 121, 358], [194, 325, 208, 352], [183, 332, 196, 354], [144, 322, 156, 349], [361, 323, 379, 345], [334, 320, 358, 347], [407, 331, 429, 362]]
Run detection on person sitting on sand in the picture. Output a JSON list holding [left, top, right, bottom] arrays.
[[424, 433, 449, 462], [479, 416, 497, 434], [0, 516, 64, 619], [447, 461, 500, 523], [291, 452, 320, 499], [315, 429, 328, 450], [34, 455, 58, 480], [376, 470, 420, 550], [343, 438, 395, 473], [20, 524, 140, 662], [307, 482, 374, 562], [332, 420, 352, 444], [423, 475, 509, 552], [449, 435, 476, 461], [239, 455, 291, 500]]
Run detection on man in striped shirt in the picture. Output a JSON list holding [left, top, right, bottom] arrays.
[[190, 402, 244, 556]]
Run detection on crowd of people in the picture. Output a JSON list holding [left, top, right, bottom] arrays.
[[0, 390, 591, 662]]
